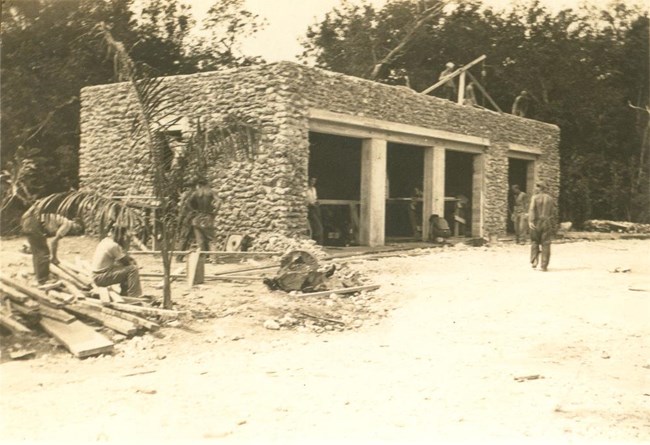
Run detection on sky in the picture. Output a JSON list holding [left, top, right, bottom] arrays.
[[189, 0, 637, 63]]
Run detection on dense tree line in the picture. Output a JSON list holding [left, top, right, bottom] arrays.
[[0, 0, 264, 232], [301, 0, 649, 226], [1, 0, 648, 232]]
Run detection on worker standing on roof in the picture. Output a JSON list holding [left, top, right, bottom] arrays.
[[439, 62, 457, 101], [512, 90, 531, 117], [464, 82, 477, 106]]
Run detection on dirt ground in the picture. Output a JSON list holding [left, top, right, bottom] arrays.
[[0, 236, 649, 444]]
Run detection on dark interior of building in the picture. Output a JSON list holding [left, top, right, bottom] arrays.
[[507, 158, 529, 233], [445, 150, 474, 236], [386, 143, 424, 239], [308, 132, 362, 246]]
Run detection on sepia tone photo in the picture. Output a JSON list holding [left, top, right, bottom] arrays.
[[1, 0, 649, 443]]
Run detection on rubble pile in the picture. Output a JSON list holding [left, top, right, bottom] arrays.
[[0, 260, 187, 360], [260, 251, 383, 333], [583, 220, 650, 234], [264, 285, 386, 334], [249, 233, 328, 259]]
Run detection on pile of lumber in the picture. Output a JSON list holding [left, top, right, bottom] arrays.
[[583, 219, 650, 234], [0, 260, 184, 359]]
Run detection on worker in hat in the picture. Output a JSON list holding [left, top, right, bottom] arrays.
[[439, 62, 457, 101]]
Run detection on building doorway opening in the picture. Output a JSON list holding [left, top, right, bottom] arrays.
[[308, 132, 362, 246], [508, 158, 529, 234], [445, 150, 474, 236], [385, 143, 424, 240]]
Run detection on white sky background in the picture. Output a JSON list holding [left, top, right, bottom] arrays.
[[189, 0, 644, 62]]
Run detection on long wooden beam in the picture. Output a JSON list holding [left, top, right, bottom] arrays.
[[421, 55, 486, 95], [466, 71, 503, 113]]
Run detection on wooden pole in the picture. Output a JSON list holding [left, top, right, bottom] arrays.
[[421, 54, 486, 95], [458, 71, 466, 104], [466, 71, 503, 113]]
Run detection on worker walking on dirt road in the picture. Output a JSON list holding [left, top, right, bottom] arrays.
[[528, 183, 555, 271]]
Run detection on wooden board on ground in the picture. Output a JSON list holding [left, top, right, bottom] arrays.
[[187, 251, 204, 286], [8, 301, 39, 316], [40, 305, 76, 324], [0, 313, 33, 334], [0, 274, 63, 308], [108, 302, 185, 319], [0, 283, 31, 303], [95, 287, 111, 303], [298, 284, 381, 298], [64, 304, 138, 336], [39, 318, 114, 358], [50, 264, 90, 290]]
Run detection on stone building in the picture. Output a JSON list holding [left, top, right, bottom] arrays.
[[79, 61, 559, 247]]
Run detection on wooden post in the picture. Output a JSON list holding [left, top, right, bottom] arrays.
[[186, 250, 204, 286], [458, 71, 466, 104]]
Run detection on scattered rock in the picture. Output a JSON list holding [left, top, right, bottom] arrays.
[[263, 320, 280, 330]]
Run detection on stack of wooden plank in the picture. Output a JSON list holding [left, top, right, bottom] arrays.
[[0, 259, 184, 359]]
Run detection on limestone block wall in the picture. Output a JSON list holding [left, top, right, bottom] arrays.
[[275, 62, 560, 237], [80, 61, 559, 243], [80, 65, 312, 246]]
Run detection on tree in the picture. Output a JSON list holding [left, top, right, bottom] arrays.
[[1, 0, 267, 235], [301, 0, 649, 224]]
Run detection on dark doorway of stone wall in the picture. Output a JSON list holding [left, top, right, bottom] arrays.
[[508, 158, 529, 234], [385, 143, 424, 240], [308, 132, 362, 246], [445, 150, 474, 236]]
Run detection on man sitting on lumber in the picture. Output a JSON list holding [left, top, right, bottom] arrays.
[[91, 225, 143, 298], [21, 204, 82, 285]]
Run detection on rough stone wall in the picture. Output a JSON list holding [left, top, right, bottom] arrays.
[[80, 65, 312, 247], [276, 62, 560, 237], [80, 61, 559, 243]]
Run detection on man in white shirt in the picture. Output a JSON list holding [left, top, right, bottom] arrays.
[[91, 226, 143, 297], [306, 177, 324, 245]]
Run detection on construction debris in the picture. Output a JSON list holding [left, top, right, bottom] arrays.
[[583, 220, 650, 234], [0, 261, 185, 359]]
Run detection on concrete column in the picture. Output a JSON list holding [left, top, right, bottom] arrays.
[[360, 138, 387, 246], [423, 146, 445, 241], [472, 154, 485, 237]]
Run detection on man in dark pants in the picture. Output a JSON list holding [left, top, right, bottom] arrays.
[[186, 178, 221, 255], [528, 183, 555, 271], [21, 206, 76, 285], [91, 225, 143, 297]]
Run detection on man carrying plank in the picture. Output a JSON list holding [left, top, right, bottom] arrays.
[[91, 225, 144, 298]]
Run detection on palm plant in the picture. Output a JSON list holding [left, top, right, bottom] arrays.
[[34, 23, 258, 309]]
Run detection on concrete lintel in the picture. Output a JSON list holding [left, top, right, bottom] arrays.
[[508, 142, 542, 157], [309, 109, 490, 149]]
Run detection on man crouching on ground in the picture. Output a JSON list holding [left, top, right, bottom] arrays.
[[91, 225, 143, 298]]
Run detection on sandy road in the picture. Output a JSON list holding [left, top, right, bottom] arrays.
[[1, 239, 649, 443]]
